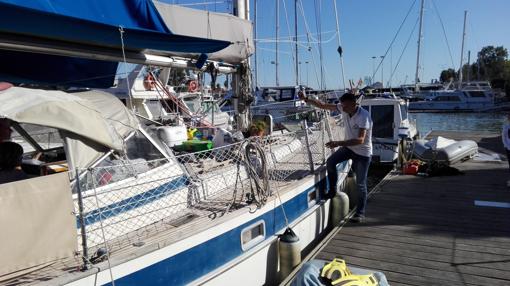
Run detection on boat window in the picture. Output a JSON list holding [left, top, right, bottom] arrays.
[[125, 130, 166, 162], [160, 99, 179, 113], [13, 124, 67, 177], [241, 220, 266, 251], [433, 96, 461, 102], [15, 124, 63, 152], [146, 100, 165, 118], [371, 105, 393, 139], [183, 99, 198, 112], [399, 104, 408, 121], [91, 129, 167, 185], [202, 101, 219, 113], [280, 89, 294, 101], [308, 189, 318, 206], [466, 91, 486, 98]]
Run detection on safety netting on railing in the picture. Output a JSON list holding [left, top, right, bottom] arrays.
[[74, 114, 345, 257]]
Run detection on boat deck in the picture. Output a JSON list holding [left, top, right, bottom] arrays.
[[0, 129, 334, 286], [308, 130, 510, 286]]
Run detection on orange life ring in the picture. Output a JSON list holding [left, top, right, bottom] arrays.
[[188, 80, 198, 92], [143, 73, 156, 90]]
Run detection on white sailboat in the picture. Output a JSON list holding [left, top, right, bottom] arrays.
[[0, 1, 354, 285]]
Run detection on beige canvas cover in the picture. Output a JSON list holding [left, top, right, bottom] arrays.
[[0, 87, 125, 150], [75, 90, 139, 139], [0, 87, 139, 171], [0, 172, 77, 276], [65, 90, 139, 171], [153, 2, 253, 64]]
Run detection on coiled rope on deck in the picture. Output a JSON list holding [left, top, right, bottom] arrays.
[[243, 139, 270, 207]]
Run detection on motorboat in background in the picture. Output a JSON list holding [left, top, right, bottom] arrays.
[[400, 83, 446, 101], [326, 91, 418, 164], [361, 95, 418, 163], [252, 86, 313, 124], [408, 87, 496, 111]]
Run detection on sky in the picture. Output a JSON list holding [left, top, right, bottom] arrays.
[[163, 0, 510, 90]]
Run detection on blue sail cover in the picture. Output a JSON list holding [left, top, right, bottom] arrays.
[[0, 0, 231, 87]]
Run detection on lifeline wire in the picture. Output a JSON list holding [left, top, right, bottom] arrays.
[[91, 171, 116, 286]]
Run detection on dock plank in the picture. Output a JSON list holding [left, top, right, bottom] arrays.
[[313, 131, 510, 285]]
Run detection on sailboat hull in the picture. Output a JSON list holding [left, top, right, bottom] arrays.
[[62, 163, 349, 286]]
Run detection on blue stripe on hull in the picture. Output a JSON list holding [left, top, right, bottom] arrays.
[[100, 162, 347, 286], [77, 176, 188, 228]]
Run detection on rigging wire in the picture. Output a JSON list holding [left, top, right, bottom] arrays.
[[118, 26, 134, 112], [314, 0, 325, 89], [371, 0, 418, 83], [281, 0, 297, 72], [332, 0, 347, 90], [388, 17, 420, 86], [431, 0, 456, 70], [298, 0, 322, 88], [254, 29, 337, 43]]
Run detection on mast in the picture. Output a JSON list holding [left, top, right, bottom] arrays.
[[294, 0, 299, 86], [317, 0, 325, 89], [415, 0, 425, 91], [232, 0, 252, 131], [254, 0, 258, 88], [467, 50, 471, 82], [458, 10, 467, 88], [276, 0, 280, 86]]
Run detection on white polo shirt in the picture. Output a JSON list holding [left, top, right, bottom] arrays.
[[337, 104, 373, 157]]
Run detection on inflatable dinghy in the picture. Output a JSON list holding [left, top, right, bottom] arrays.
[[413, 136, 478, 165]]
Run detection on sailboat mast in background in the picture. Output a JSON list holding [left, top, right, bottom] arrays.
[[276, 0, 280, 86], [458, 10, 467, 88], [415, 0, 425, 90], [294, 0, 299, 86]]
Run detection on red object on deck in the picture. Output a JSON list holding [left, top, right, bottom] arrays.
[[403, 162, 419, 175], [0, 82, 13, 91]]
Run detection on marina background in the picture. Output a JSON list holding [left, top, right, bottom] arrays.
[[411, 112, 507, 135]]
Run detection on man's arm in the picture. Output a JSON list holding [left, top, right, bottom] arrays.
[[298, 92, 338, 111], [326, 129, 367, 148]]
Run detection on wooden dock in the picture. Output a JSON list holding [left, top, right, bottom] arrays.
[[303, 131, 510, 286]]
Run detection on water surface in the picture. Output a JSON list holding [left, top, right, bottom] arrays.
[[410, 112, 507, 136]]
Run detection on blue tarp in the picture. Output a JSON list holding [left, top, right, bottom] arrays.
[[0, 0, 231, 87]]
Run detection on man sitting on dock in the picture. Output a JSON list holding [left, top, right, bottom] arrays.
[[299, 91, 372, 223]]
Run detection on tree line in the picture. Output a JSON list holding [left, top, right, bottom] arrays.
[[439, 45, 510, 96]]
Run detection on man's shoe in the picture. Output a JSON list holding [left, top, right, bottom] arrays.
[[350, 215, 365, 223]]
